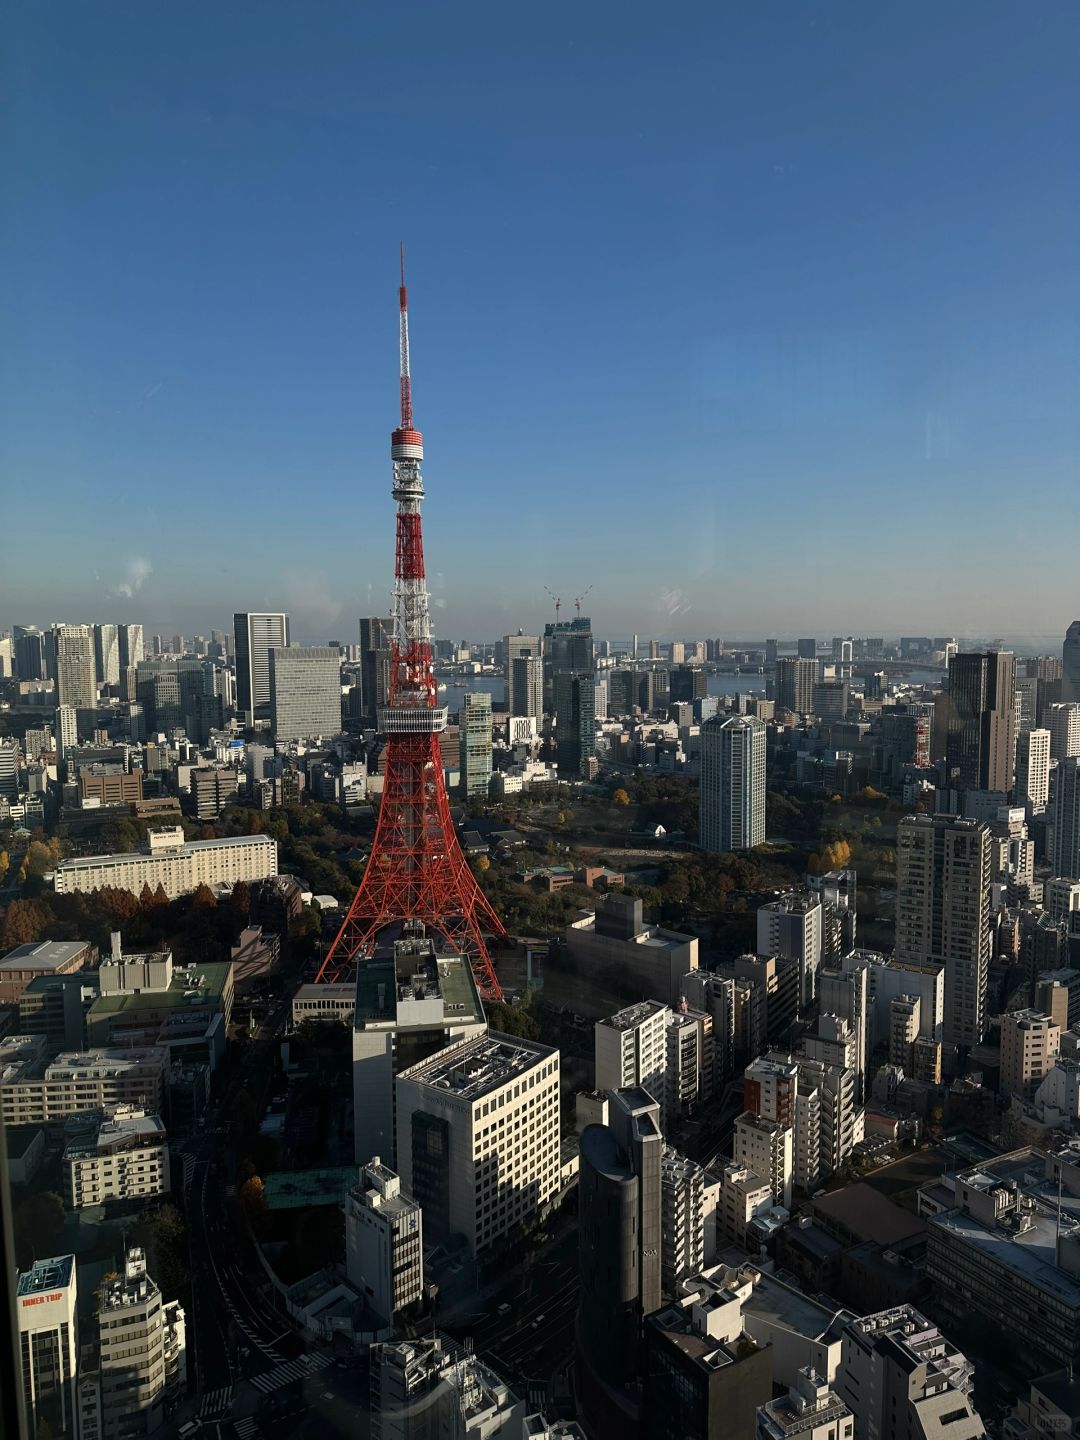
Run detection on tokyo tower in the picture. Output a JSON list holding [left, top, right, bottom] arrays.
[[315, 252, 506, 1000]]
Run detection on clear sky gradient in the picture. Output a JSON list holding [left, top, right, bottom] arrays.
[[3, 2, 1078, 643]]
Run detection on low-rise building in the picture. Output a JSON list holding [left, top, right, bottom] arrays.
[[0, 939, 94, 1006], [54, 828, 277, 900], [1, 1046, 167, 1127], [757, 1366, 854, 1440], [566, 894, 697, 1008], [65, 1109, 170, 1209]]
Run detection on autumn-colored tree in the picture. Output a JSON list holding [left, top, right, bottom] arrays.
[[138, 883, 156, 911], [193, 883, 216, 907], [476, 855, 491, 873], [0, 850, 9, 877], [612, 788, 630, 807], [1, 898, 50, 949], [152, 884, 169, 907], [240, 1175, 266, 1217]]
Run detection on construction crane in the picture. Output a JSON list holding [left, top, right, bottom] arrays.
[[574, 585, 593, 616], [544, 586, 562, 621]]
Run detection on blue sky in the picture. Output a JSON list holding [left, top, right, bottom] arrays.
[[3, 1, 1078, 643]]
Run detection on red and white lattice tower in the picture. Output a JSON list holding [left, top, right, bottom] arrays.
[[315, 252, 505, 999]]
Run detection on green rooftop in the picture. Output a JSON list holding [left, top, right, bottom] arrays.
[[353, 935, 484, 1030], [89, 960, 232, 1016], [263, 1167, 358, 1211]]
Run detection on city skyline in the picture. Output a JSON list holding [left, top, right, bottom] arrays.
[[3, 4, 1079, 637]]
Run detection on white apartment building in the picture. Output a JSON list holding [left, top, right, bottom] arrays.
[[345, 1158, 424, 1326], [757, 1367, 854, 1440], [54, 829, 277, 901], [1015, 728, 1051, 815], [734, 1110, 793, 1210], [889, 995, 921, 1071], [1045, 878, 1080, 923], [594, 1000, 671, 1127], [17, 1255, 79, 1440], [395, 1031, 561, 1255], [758, 894, 823, 1007], [699, 713, 767, 852], [65, 1109, 170, 1209], [718, 1163, 774, 1249], [98, 1248, 183, 1440], [1048, 703, 1080, 762], [1, 1047, 167, 1127], [661, 1146, 706, 1295], [999, 1009, 1060, 1099], [837, 1306, 984, 1440]]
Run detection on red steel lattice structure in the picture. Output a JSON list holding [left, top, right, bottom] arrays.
[[315, 253, 505, 999]]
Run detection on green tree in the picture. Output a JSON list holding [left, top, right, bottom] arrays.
[[131, 1204, 188, 1297]]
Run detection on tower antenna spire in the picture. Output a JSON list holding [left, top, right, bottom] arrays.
[[315, 254, 506, 1000]]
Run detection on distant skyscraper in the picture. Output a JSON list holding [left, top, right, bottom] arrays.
[[544, 616, 592, 710], [1015, 728, 1051, 816], [0, 738, 17, 800], [554, 671, 596, 778], [117, 622, 144, 671], [775, 656, 817, 717], [233, 612, 290, 725], [53, 625, 96, 710], [269, 646, 342, 742], [135, 658, 205, 734], [669, 665, 706, 704], [358, 616, 392, 727], [459, 691, 493, 798], [699, 714, 766, 853], [797, 637, 817, 660], [93, 623, 120, 688], [510, 653, 543, 721], [944, 650, 1016, 792], [13, 625, 47, 680], [896, 814, 991, 1053], [1048, 703, 1080, 762], [55, 705, 78, 759], [1063, 620, 1080, 704], [1053, 758, 1080, 881]]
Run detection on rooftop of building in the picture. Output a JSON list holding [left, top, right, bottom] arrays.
[[1032, 1369, 1080, 1418], [713, 1255, 853, 1342], [42, 1047, 169, 1078], [263, 1166, 359, 1210], [354, 930, 484, 1030], [89, 960, 231, 1017], [17, 1254, 75, 1296], [1, 940, 90, 971], [63, 1110, 166, 1160], [647, 1296, 762, 1373], [812, 1183, 926, 1248], [398, 1030, 556, 1101], [597, 999, 668, 1032]]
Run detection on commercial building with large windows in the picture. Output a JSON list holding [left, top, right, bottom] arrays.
[[459, 691, 493, 798], [269, 645, 342, 742], [17, 1255, 80, 1440], [395, 1031, 561, 1256], [233, 611, 290, 725]]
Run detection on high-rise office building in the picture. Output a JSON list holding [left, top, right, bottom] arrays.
[[797, 638, 817, 660], [578, 1087, 662, 1395], [669, 665, 706, 703], [135, 658, 206, 735], [1053, 758, 1080, 881], [699, 714, 766, 853], [395, 1031, 560, 1256], [505, 632, 542, 716], [510, 652, 543, 721], [459, 691, 493, 798], [359, 616, 393, 727], [554, 671, 596, 778], [98, 1248, 185, 1440], [775, 656, 817, 716], [944, 650, 1016, 792], [1015, 728, 1051, 815], [1048, 703, 1080, 762], [896, 814, 991, 1053], [0, 738, 17, 800], [53, 624, 97, 710], [1064, 620, 1080, 704], [14, 625, 48, 680], [93, 623, 120, 688], [233, 611, 290, 725], [17, 1255, 80, 1440], [117, 623, 144, 671], [268, 645, 342, 741]]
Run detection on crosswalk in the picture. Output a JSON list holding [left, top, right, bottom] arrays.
[[249, 1351, 332, 1394], [232, 1419, 261, 1440], [222, 1294, 282, 1363], [199, 1385, 234, 1418]]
